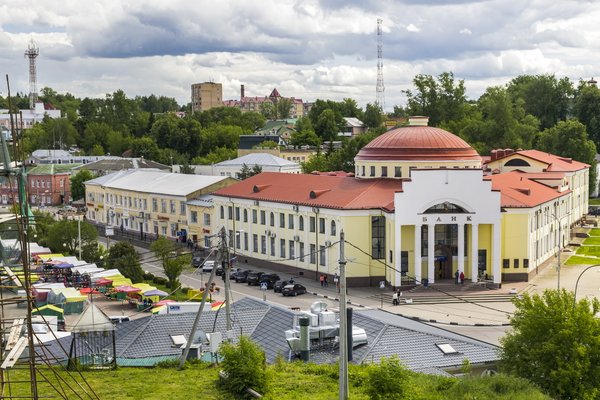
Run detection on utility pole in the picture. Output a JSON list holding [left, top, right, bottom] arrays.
[[338, 230, 348, 400], [557, 221, 561, 290], [222, 227, 232, 331], [78, 218, 82, 260]]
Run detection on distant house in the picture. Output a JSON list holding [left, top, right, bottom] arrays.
[[0, 102, 61, 131], [26, 150, 120, 166], [339, 117, 366, 137], [177, 153, 301, 177], [223, 85, 308, 118], [72, 158, 171, 176]]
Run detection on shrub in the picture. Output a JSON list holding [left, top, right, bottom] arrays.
[[365, 356, 410, 400], [180, 287, 190, 294], [143, 272, 155, 281], [153, 276, 167, 285], [220, 336, 268, 398]]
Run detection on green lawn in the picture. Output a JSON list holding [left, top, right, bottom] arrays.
[[576, 246, 600, 257], [6, 362, 550, 400], [589, 228, 600, 236], [583, 237, 600, 245], [565, 255, 599, 265], [589, 198, 600, 205]]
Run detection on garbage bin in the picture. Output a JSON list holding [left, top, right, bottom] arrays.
[[423, 278, 429, 287]]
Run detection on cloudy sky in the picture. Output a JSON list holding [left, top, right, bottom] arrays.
[[0, 0, 598, 111]]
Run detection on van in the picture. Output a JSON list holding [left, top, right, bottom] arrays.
[[202, 260, 215, 273], [109, 316, 131, 324]]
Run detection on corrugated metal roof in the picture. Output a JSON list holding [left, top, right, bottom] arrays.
[[216, 153, 298, 168], [85, 170, 229, 196]]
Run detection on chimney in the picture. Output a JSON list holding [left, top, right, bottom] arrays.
[[240, 84, 245, 100], [408, 116, 429, 126]]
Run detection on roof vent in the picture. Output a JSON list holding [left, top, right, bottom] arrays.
[[408, 116, 429, 126], [253, 184, 271, 193], [558, 157, 573, 164], [515, 188, 531, 196], [310, 189, 330, 199]]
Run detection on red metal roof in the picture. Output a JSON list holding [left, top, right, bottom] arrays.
[[355, 126, 481, 161], [212, 172, 401, 211], [488, 149, 589, 172], [485, 171, 569, 208]]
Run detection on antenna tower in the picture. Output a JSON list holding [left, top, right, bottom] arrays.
[[375, 18, 385, 111], [24, 40, 39, 110]]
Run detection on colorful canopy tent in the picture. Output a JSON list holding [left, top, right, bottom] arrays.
[[69, 302, 116, 370], [90, 269, 121, 281], [48, 288, 87, 315], [143, 289, 168, 297], [32, 283, 66, 305], [79, 288, 100, 295], [95, 278, 113, 286], [154, 299, 174, 307], [32, 304, 64, 319], [35, 254, 65, 262]]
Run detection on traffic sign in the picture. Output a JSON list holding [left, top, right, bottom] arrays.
[[260, 282, 268, 291], [379, 280, 386, 289]]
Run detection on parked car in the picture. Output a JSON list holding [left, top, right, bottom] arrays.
[[246, 271, 265, 286], [215, 266, 225, 276], [192, 256, 203, 268], [259, 273, 280, 289], [273, 279, 296, 293], [202, 260, 215, 273], [232, 269, 252, 283], [281, 283, 307, 297]]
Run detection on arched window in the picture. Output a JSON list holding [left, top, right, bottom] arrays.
[[243, 209, 248, 222], [504, 158, 531, 167], [331, 220, 337, 236], [423, 202, 468, 214], [270, 212, 275, 227], [219, 206, 224, 219], [299, 216, 304, 231]]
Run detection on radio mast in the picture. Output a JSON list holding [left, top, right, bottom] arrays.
[[375, 18, 385, 111], [24, 40, 39, 109]]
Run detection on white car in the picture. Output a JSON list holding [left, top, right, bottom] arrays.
[[202, 260, 215, 273]]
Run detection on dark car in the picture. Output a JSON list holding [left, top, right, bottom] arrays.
[[281, 283, 307, 297], [215, 266, 225, 276], [258, 273, 280, 289], [246, 271, 265, 286], [273, 279, 294, 293], [192, 256, 203, 268], [232, 269, 251, 283]]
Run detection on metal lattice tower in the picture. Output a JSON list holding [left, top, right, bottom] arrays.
[[375, 18, 385, 111], [24, 40, 39, 110]]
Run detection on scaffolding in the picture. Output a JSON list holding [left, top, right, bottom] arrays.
[[0, 75, 100, 399]]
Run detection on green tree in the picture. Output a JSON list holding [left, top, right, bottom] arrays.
[[31, 210, 56, 246], [45, 220, 98, 255], [108, 242, 143, 283], [70, 169, 95, 201], [365, 355, 410, 400], [300, 153, 330, 173], [191, 147, 236, 165], [573, 82, 600, 147], [500, 289, 600, 400], [220, 336, 268, 397], [314, 109, 341, 141], [90, 144, 105, 156], [275, 98, 293, 119], [150, 236, 182, 289], [131, 137, 161, 161], [535, 120, 597, 194], [259, 102, 276, 120], [363, 103, 384, 129], [81, 242, 108, 264]]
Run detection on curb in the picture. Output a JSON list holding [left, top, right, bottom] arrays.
[[386, 310, 511, 327], [307, 291, 367, 309]]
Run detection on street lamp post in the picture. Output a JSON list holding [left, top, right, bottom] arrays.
[[550, 212, 570, 290], [573, 264, 600, 307]]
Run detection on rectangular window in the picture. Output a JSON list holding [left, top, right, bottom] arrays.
[[280, 213, 285, 228], [288, 214, 294, 229], [235, 207, 240, 221], [244, 232, 249, 251], [299, 216, 304, 231], [300, 242, 305, 262], [319, 246, 326, 266], [514, 259, 520, 268], [319, 218, 325, 234], [220, 206, 224, 219], [170, 223, 177, 237], [270, 236, 275, 256], [371, 216, 385, 259], [401, 251, 409, 276], [203, 213, 210, 225], [310, 217, 316, 232], [280, 239, 286, 258], [180, 202, 186, 215], [370, 166, 375, 177], [170, 200, 176, 214], [253, 234, 258, 253], [310, 244, 316, 264], [204, 235, 210, 248], [362, 165, 365, 176], [229, 229, 233, 247], [191, 211, 198, 223], [381, 166, 388, 177], [261, 235, 267, 254], [243, 209, 248, 222], [252, 210, 257, 223], [260, 210, 266, 225], [289, 240, 295, 260], [228, 206, 233, 220], [503, 259, 510, 269], [161, 199, 167, 213], [523, 258, 529, 269]]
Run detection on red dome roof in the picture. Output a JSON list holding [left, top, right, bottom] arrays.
[[355, 126, 480, 161]]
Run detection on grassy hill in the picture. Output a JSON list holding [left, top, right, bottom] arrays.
[[9, 361, 549, 399]]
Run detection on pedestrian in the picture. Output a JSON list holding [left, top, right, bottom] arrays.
[[323, 275, 328, 287], [460, 271, 465, 284], [392, 290, 399, 305], [454, 270, 459, 284], [319, 274, 324, 287]]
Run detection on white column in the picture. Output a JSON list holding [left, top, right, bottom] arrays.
[[458, 223, 465, 277], [470, 223, 478, 283], [414, 224, 421, 284], [493, 222, 501, 284], [394, 220, 402, 287], [428, 223, 435, 284]]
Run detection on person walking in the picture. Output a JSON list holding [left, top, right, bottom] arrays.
[[392, 290, 399, 306], [460, 271, 465, 284], [454, 270, 459, 284], [323, 275, 328, 287], [319, 274, 324, 287]]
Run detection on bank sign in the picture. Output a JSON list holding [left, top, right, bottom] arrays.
[[420, 214, 474, 223]]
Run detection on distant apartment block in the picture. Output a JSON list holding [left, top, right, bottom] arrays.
[[191, 82, 223, 112]]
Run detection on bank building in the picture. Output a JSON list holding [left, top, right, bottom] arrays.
[[213, 117, 589, 288]]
